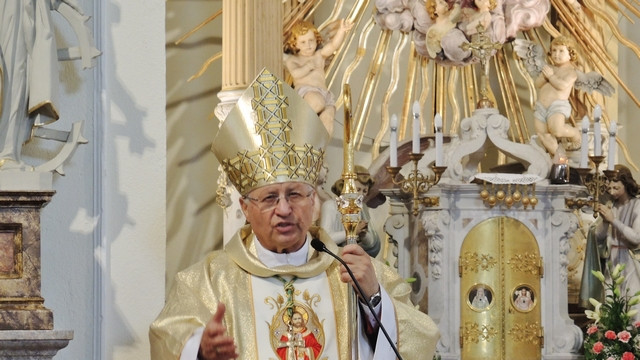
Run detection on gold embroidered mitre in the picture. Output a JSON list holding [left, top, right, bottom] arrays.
[[211, 69, 329, 195]]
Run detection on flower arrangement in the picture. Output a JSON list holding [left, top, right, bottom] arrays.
[[584, 263, 640, 360]]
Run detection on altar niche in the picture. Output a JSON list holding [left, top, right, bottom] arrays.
[[460, 216, 542, 360]]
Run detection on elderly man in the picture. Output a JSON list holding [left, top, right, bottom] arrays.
[[149, 69, 440, 360]]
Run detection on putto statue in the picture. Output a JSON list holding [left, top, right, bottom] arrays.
[[514, 36, 614, 156], [0, 1, 100, 174], [284, 19, 353, 136]]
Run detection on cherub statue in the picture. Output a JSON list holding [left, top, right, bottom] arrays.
[[438, 0, 498, 64], [514, 36, 614, 156], [284, 19, 353, 136], [425, 0, 462, 59], [460, 0, 496, 36]]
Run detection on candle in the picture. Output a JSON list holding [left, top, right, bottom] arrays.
[[412, 101, 420, 154], [435, 113, 443, 166], [608, 121, 617, 171], [593, 105, 602, 156], [390, 114, 398, 167], [580, 116, 589, 168]]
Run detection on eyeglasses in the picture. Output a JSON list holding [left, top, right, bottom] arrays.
[[244, 189, 314, 212]]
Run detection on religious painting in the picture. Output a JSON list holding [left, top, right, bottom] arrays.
[[269, 301, 326, 360], [467, 283, 493, 312], [512, 285, 535, 312]]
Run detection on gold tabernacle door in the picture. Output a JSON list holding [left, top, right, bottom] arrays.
[[459, 216, 543, 360]]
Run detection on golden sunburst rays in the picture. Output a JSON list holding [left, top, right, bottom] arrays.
[[322, 0, 640, 170], [186, 1, 640, 169]]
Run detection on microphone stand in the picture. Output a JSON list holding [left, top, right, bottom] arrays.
[[311, 239, 404, 360]]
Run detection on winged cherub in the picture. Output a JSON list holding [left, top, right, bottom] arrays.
[[284, 19, 353, 136], [514, 36, 614, 156]]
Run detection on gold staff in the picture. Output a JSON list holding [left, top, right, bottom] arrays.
[[339, 83, 361, 358]]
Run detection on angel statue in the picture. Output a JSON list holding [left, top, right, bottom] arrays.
[[514, 35, 614, 156], [284, 19, 354, 136]]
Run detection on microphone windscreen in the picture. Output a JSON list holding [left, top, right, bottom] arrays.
[[310, 238, 326, 252]]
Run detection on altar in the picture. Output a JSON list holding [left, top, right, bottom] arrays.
[[381, 108, 589, 359]]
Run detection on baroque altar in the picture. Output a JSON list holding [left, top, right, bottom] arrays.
[[383, 107, 587, 359]]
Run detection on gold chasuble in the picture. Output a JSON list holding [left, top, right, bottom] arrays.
[[150, 225, 439, 359]]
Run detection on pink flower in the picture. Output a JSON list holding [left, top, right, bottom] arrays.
[[622, 352, 635, 360], [618, 330, 632, 343], [587, 325, 598, 335], [605, 330, 617, 340], [635, 320, 640, 328], [592, 341, 604, 354]]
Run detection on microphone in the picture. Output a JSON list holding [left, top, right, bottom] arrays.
[[311, 238, 404, 360]]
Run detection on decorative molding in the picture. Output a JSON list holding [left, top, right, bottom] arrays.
[[93, 1, 106, 358], [507, 322, 542, 345], [552, 324, 584, 353], [461, 321, 498, 344], [459, 252, 498, 275], [552, 211, 578, 283], [506, 253, 540, 275], [383, 211, 407, 270], [421, 210, 446, 279], [444, 109, 551, 183]]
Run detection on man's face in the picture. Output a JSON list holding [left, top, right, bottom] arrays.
[[292, 312, 304, 328], [550, 44, 571, 66], [608, 180, 626, 201], [295, 31, 317, 57], [241, 182, 316, 253]]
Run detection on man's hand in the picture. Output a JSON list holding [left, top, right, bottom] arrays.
[[198, 303, 238, 360], [340, 244, 380, 299]]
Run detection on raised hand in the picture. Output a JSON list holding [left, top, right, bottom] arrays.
[[198, 303, 238, 360]]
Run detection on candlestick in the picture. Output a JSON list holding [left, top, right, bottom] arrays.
[[412, 101, 420, 154], [608, 121, 617, 171], [580, 116, 589, 168], [435, 113, 443, 166], [390, 114, 398, 167], [594, 105, 602, 156]]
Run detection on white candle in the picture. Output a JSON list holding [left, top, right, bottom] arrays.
[[594, 105, 602, 156], [390, 114, 398, 167], [435, 113, 443, 166], [580, 116, 589, 168], [412, 101, 420, 154], [608, 121, 617, 171]]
